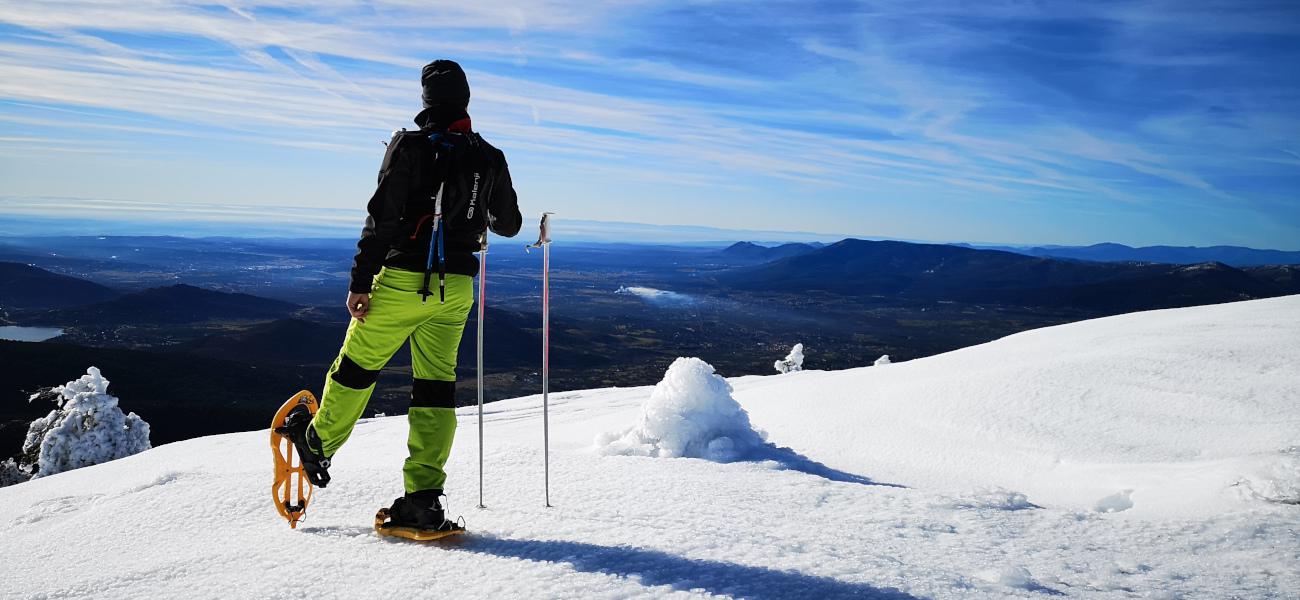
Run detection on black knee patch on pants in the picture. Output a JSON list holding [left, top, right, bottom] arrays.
[[411, 379, 455, 409], [331, 354, 379, 389]]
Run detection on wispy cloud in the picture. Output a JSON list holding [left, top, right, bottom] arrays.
[[0, 1, 1297, 248]]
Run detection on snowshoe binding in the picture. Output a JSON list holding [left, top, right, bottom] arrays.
[[276, 404, 332, 488], [375, 489, 466, 541], [270, 390, 328, 528]]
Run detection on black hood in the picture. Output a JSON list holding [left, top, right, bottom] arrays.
[[421, 60, 470, 109]]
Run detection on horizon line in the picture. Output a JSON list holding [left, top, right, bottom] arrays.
[[3, 198, 1300, 252]]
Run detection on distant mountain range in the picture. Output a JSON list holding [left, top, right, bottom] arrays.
[[961, 242, 1300, 267], [726, 240, 1300, 270], [28, 283, 302, 325], [0, 262, 120, 310], [719, 239, 1300, 313], [718, 242, 821, 263]]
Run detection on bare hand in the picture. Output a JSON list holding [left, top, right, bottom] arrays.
[[347, 292, 370, 322]]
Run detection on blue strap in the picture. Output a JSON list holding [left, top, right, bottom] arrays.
[[431, 216, 447, 270], [436, 216, 446, 303], [424, 132, 453, 303], [437, 217, 446, 272]]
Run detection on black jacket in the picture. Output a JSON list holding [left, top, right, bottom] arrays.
[[349, 117, 522, 294]]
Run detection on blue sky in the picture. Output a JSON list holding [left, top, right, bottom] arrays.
[[0, 1, 1297, 248]]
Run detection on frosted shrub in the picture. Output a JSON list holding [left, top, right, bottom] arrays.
[[596, 357, 765, 462], [19, 367, 151, 480], [0, 458, 29, 487], [773, 343, 804, 374]]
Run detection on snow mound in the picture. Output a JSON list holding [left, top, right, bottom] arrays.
[[1236, 446, 1300, 505], [943, 488, 1036, 511], [979, 566, 1043, 591], [874, 354, 891, 366], [23, 367, 151, 479], [596, 357, 766, 461], [1094, 490, 1135, 513]]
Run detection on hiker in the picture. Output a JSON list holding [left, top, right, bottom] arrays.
[[280, 59, 521, 535]]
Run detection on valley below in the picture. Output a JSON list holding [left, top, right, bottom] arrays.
[[2, 234, 1296, 454]]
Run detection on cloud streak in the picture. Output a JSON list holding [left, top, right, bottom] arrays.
[[0, 0, 1297, 248]]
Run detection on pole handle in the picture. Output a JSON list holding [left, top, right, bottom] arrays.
[[526, 212, 554, 251]]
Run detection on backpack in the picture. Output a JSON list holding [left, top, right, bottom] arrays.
[[391, 129, 498, 302]]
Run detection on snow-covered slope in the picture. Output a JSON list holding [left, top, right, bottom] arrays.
[[2, 297, 1298, 599], [736, 294, 1300, 517]]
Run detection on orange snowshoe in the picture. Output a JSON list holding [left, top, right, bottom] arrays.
[[374, 493, 466, 541], [270, 390, 320, 529], [374, 507, 466, 541]]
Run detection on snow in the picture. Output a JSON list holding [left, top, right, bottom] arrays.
[[1093, 490, 1134, 513], [1237, 446, 1300, 504], [874, 354, 891, 366], [0, 459, 25, 487], [731, 295, 1300, 518], [773, 343, 804, 374], [596, 357, 766, 462], [942, 488, 1036, 511], [979, 566, 1038, 590], [1, 296, 1298, 599]]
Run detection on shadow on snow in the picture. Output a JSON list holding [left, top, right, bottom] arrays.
[[748, 444, 907, 489], [451, 534, 922, 600]]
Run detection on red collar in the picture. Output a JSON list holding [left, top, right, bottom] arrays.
[[447, 117, 472, 133]]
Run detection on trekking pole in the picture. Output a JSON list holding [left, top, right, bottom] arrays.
[[526, 212, 554, 507], [476, 231, 487, 509]]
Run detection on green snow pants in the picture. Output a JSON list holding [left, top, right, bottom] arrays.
[[310, 267, 473, 494]]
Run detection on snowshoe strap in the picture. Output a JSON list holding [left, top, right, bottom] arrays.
[[306, 425, 331, 470]]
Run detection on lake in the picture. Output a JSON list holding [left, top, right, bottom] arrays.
[[0, 326, 64, 342]]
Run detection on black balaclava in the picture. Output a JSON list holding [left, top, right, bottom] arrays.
[[417, 60, 470, 130], [421, 60, 470, 108]]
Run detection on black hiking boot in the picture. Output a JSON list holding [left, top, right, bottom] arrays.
[[274, 405, 331, 488], [381, 489, 464, 534]]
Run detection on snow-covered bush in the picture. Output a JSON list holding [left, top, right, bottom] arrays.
[[773, 343, 804, 374], [874, 354, 891, 366], [0, 458, 30, 487], [18, 367, 151, 480], [596, 357, 765, 462]]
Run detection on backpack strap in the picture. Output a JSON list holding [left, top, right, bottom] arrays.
[[417, 131, 455, 304], [412, 130, 496, 302]]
